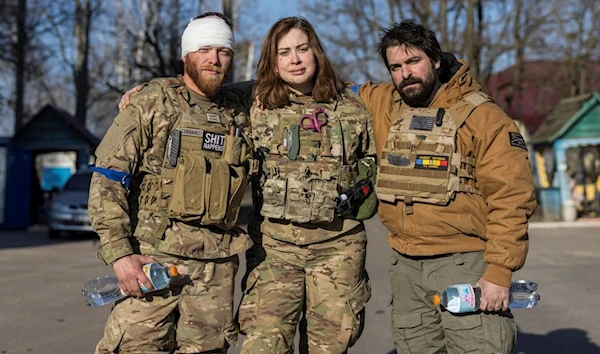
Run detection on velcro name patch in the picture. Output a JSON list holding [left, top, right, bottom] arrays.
[[206, 113, 221, 123], [509, 132, 528, 151], [415, 155, 449, 171], [180, 128, 204, 137], [202, 132, 225, 152]]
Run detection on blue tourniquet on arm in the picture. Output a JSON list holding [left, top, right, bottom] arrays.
[[89, 165, 132, 189]]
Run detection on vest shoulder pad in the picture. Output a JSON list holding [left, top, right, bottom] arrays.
[[140, 77, 186, 110], [449, 91, 494, 127], [464, 91, 493, 107], [148, 77, 185, 90]]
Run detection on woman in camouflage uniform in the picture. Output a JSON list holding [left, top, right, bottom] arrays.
[[237, 17, 376, 354], [117, 17, 376, 354]]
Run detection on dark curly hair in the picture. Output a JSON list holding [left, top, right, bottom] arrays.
[[377, 19, 442, 69]]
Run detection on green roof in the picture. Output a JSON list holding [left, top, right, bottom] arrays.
[[530, 93, 599, 144]]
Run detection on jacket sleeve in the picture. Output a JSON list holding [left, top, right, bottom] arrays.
[[362, 105, 377, 158], [474, 106, 537, 287], [357, 82, 377, 115], [88, 97, 153, 265]]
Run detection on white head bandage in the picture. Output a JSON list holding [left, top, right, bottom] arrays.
[[181, 16, 235, 58]]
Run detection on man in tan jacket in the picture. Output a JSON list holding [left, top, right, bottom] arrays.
[[358, 20, 536, 353]]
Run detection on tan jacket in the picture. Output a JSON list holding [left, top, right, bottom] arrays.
[[359, 60, 537, 287]]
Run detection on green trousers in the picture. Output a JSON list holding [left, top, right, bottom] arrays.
[[389, 250, 517, 354]]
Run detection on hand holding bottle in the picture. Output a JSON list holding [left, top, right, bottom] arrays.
[[476, 278, 509, 312], [83, 262, 179, 307], [433, 280, 540, 314], [113, 254, 157, 297]]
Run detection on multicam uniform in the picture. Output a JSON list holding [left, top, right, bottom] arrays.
[[359, 56, 537, 354], [89, 77, 253, 354], [237, 91, 376, 354]]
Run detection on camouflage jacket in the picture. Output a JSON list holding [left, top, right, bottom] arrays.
[[89, 78, 253, 265], [250, 90, 376, 245]]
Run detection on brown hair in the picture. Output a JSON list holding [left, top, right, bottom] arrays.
[[254, 17, 344, 109]]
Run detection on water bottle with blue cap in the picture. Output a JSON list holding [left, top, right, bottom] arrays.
[[433, 280, 541, 313]]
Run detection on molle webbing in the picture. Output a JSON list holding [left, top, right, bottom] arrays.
[[377, 180, 447, 195], [376, 92, 490, 207], [383, 142, 453, 155], [138, 175, 166, 211], [264, 160, 357, 185], [139, 84, 249, 237]]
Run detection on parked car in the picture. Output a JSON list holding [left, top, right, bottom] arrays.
[[47, 169, 94, 238]]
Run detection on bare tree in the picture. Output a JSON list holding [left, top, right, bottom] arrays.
[[570, 0, 599, 95], [74, 0, 96, 124], [504, 0, 523, 113], [14, 0, 27, 132], [440, 0, 449, 50], [0, 0, 56, 134]]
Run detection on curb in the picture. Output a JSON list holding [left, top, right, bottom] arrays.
[[529, 220, 600, 229]]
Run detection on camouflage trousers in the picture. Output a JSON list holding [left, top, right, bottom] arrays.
[[95, 253, 239, 354], [389, 250, 517, 354], [238, 226, 371, 354]]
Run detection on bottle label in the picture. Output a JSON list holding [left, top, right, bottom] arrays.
[[446, 284, 477, 313], [140, 264, 156, 293]]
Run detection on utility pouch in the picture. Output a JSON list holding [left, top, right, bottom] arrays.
[[201, 158, 230, 225], [222, 135, 244, 166], [310, 178, 338, 223], [354, 157, 378, 220], [168, 153, 207, 221], [260, 178, 287, 219], [222, 165, 249, 228], [336, 178, 372, 217], [283, 178, 312, 223]]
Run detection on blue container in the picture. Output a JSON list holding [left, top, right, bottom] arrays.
[[41, 167, 73, 191], [538, 188, 562, 221]]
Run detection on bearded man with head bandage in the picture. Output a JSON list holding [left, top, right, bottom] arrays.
[[89, 12, 254, 354]]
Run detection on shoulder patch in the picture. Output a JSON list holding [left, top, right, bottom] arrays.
[[508, 132, 527, 151]]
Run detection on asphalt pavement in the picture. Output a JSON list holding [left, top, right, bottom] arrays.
[[1, 216, 600, 354]]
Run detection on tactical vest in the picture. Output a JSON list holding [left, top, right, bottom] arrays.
[[138, 80, 251, 232], [258, 101, 359, 224], [376, 92, 492, 212]]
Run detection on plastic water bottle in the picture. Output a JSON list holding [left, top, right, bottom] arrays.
[[82, 262, 179, 307], [432, 280, 540, 313]]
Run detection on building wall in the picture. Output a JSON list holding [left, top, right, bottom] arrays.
[[563, 104, 600, 140], [0, 147, 6, 224]]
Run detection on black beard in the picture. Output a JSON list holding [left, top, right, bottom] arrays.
[[396, 68, 438, 107], [185, 62, 228, 98]]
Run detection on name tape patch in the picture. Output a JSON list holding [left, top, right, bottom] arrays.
[[409, 116, 435, 131], [202, 132, 225, 152], [415, 155, 449, 171], [180, 128, 204, 137], [509, 132, 528, 151]]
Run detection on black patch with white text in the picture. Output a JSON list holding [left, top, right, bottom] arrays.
[[202, 132, 225, 152], [509, 132, 527, 151]]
